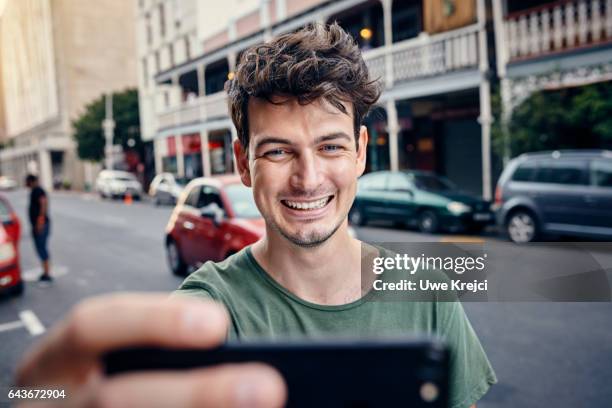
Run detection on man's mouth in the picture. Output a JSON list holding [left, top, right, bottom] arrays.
[[281, 195, 334, 211]]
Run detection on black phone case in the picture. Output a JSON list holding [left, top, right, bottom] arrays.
[[104, 338, 449, 408]]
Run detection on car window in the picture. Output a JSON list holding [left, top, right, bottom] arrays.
[[184, 187, 200, 208], [511, 161, 537, 182], [359, 173, 387, 190], [414, 174, 454, 192], [590, 159, 612, 188], [197, 186, 224, 210], [387, 173, 412, 191], [0, 200, 11, 223], [224, 184, 260, 218], [535, 159, 588, 185]]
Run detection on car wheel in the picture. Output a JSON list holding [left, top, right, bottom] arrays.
[[418, 210, 439, 234], [506, 210, 538, 243], [349, 205, 367, 226], [166, 239, 187, 276]]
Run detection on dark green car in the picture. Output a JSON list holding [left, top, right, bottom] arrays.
[[349, 171, 493, 233]]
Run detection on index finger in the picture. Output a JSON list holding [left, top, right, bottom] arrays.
[[17, 293, 228, 386]]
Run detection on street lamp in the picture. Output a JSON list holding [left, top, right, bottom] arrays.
[[102, 93, 115, 170]]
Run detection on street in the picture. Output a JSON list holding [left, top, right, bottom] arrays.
[[1, 189, 611, 407]]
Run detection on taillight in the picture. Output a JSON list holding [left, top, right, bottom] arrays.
[[494, 185, 503, 205]]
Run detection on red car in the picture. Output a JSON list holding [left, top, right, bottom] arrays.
[[0, 195, 23, 295], [165, 175, 264, 275]]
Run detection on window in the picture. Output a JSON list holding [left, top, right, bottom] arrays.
[[225, 184, 260, 218], [184, 187, 200, 207], [387, 173, 412, 191], [535, 159, 588, 185], [145, 13, 152, 45], [169, 43, 174, 67], [159, 3, 166, 38], [0, 200, 11, 223], [359, 173, 387, 190], [197, 186, 224, 210], [590, 159, 612, 188], [184, 36, 191, 60], [142, 58, 148, 86], [154, 51, 160, 73], [414, 174, 454, 192], [512, 161, 537, 182]]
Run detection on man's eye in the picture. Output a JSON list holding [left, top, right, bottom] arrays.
[[321, 145, 342, 153], [264, 149, 288, 158]]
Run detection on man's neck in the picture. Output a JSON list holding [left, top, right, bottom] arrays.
[[251, 224, 363, 306]]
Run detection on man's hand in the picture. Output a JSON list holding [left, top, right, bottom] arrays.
[[16, 293, 287, 407], [35, 215, 45, 234]]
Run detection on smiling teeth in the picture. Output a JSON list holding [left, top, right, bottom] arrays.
[[285, 197, 329, 210]]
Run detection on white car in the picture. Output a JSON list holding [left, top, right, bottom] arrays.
[[0, 176, 17, 191], [148, 173, 186, 205], [95, 170, 143, 200]]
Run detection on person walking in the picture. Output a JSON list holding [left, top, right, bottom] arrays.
[[25, 174, 52, 282]]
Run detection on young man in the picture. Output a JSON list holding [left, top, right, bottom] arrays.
[[26, 174, 52, 282], [16, 24, 494, 407]]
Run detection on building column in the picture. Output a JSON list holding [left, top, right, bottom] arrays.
[[386, 100, 399, 172], [381, 0, 394, 89], [154, 138, 163, 175], [477, 0, 492, 200], [176, 134, 185, 178], [196, 64, 206, 97], [200, 130, 211, 177], [38, 148, 53, 192], [492, 0, 512, 165]]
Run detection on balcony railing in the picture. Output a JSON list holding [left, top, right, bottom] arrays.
[[157, 91, 228, 130], [363, 24, 481, 86], [156, 25, 482, 132], [505, 0, 612, 61]]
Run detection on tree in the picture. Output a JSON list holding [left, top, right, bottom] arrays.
[[492, 80, 612, 159], [72, 88, 142, 163]]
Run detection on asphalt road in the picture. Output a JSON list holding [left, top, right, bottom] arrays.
[[1, 189, 611, 407]]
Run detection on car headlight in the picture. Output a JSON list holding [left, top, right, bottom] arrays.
[[0, 242, 15, 263], [447, 201, 471, 215]]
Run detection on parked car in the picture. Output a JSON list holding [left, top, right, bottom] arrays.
[[165, 175, 264, 275], [349, 170, 493, 234], [0, 176, 18, 191], [0, 195, 23, 295], [495, 150, 612, 243], [149, 173, 187, 206], [95, 170, 143, 200]]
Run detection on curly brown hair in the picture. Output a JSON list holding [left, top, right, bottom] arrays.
[[226, 22, 381, 151]]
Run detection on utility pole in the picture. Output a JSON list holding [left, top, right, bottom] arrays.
[[103, 93, 115, 170]]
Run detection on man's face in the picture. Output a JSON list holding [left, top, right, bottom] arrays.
[[235, 97, 367, 247]]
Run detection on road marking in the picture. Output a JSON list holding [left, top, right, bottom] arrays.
[[0, 320, 24, 333], [21, 265, 68, 282], [19, 310, 45, 336], [439, 236, 486, 243]]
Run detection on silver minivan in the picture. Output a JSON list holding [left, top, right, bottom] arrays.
[[495, 150, 612, 243]]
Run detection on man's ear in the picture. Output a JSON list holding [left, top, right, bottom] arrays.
[[356, 125, 368, 177], [233, 138, 252, 187]]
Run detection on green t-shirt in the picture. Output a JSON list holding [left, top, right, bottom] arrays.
[[175, 245, 497, 408]]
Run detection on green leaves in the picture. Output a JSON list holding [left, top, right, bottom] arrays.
[[72, 89, 141, 162]]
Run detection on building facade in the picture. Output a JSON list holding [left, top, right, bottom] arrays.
[[141, 0, 494, 198], [139, 0, 612, 200], [493, 0, 612, 164], [0, 0, 137, 190]]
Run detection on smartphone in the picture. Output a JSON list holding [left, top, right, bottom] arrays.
[[104, 337, 449, 408]]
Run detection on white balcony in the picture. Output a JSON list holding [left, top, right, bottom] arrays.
[[505, 0, 612, 62], [157, 91, 228, 131], [363, 24, 481, 87], [156, 25, 483, 132]]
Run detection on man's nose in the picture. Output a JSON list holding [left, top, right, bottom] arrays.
[[290, 152, 322, 193]]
